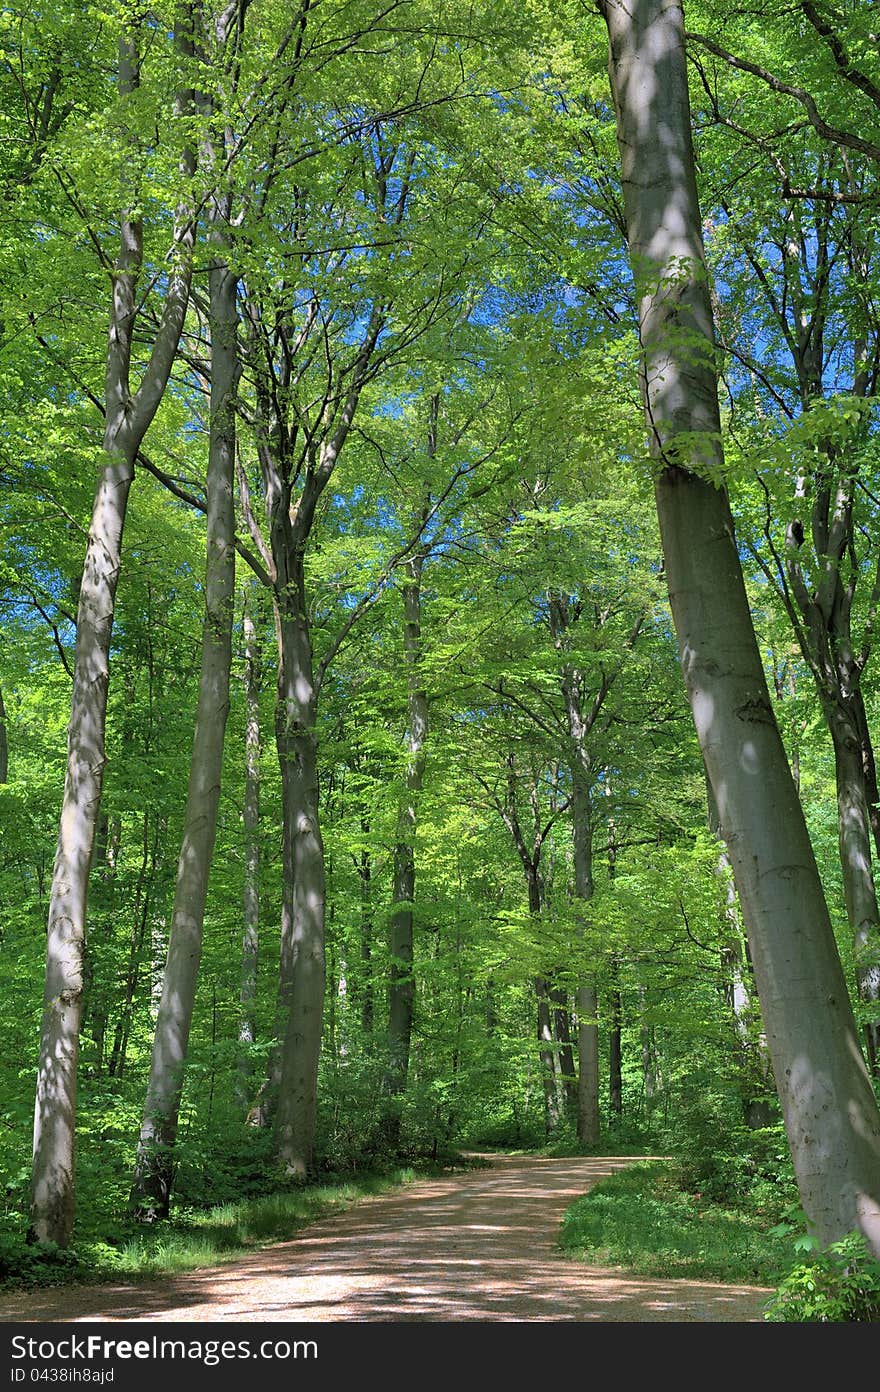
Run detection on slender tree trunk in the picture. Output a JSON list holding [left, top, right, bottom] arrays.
[[608, 963, 622, 1119], [524, 871, 559, 1133], [551, 986, 577, 1114], [130, 222, 237, 1220], [601, 0, 880, 1254], [558, 658, 600, 1145], [707, 772, 776, 1123], [640, 985, 659, 1111], [0, 683, 8, 783], [273, 587, 326, 1178], [826, 705, 880, 1072], [29, 25, 193, 1246], [359, 831, 374, 1042], [236, 586, 262, 1106], [536, 977, 561, 1133], [384, 550, 428, 1138], [108, 812, 158, 1079]]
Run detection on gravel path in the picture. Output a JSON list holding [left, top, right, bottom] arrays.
[[0, 1155, 772, 1323]]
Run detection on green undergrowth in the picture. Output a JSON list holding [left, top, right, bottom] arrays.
[[0, 1165, 432, 1293], [558, 1159, 799, 1287]]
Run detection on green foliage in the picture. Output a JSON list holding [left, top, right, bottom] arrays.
[[764, 1233, 880, 1323], [665, 1097, 796, 1214], [558, 1160, 799, 1285], [3, 0, 880, 1296], [0, 1169, 420, 1291]]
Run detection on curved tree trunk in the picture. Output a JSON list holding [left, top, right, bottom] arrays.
[[601, 0, 880, 1255], [130, 225, 237, 1220]]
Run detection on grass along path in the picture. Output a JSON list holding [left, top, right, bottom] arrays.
[[0, 1155, 772, 1322], [558, 1160, 798, 1284], [0, 1169, 422, 1293]]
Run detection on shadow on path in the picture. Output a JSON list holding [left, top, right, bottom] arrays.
[[0, 1155, 771, 1323]]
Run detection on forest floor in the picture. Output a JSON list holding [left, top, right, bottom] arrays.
[[0, 1155, 772, 1322]]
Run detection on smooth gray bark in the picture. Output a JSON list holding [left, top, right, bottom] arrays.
[[29, 27, 194, 1247], [243, 287, 381, 1173], [273, 580, 326, 1177], [551, 601, 602, 1146], [601, 0, 880, 1254], [130, 207, 238, 1219]]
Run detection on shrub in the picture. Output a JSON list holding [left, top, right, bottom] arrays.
[[764, 1232, 880, 1322]]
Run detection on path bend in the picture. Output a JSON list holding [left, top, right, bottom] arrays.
[[0, 1155, 771, 1323]]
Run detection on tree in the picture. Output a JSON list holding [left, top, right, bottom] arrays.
[[599, 0, 880, 1254], [30, 6, 196, 1247], [129, 0, 246, 1220]]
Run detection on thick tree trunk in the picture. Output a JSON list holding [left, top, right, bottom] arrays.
[[29, 27, 193, 1246], [0, 683, 8, 783], [30, 441, 137, 1243], [601, 0, 880, 1254], [273, 591, 326, 1178], [130, 241, 237, 1219], [236, 588, 262, 1106], [384, 551, 428, 1136]]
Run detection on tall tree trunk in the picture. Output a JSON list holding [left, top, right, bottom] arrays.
[[108, 811, 158, 1079], [640, 984, 659, 1112], [707, 772, 776, 1125], [29, 24, 194, 1247], [608, 963, 623, 1120], [130, 214, 237, 1220], [535, 972, 561, 1134], [384, 549, 429, 1139], [273, 585, 326, 1178], [524, 870, 559, 1133], [236, 586, 262, 1106], [358, 829, 374, 1043], [826, 703, 880, 1072], [601, 0, 880, 1254], [551, 986, 577, 1115], [554, 629, 600, 1146], [0, 683, 8, 783]]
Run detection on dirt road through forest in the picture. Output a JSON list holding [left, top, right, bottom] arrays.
[[0, 1155, 772, 1322]]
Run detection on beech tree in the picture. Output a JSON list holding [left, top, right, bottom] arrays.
[[598, 0, 880, 1254], [4, 0, 880, 1282], [29, 6, 197, 1247]]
